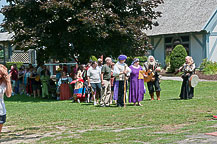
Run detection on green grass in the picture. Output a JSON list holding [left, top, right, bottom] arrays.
[[1, 80, 217, 144]]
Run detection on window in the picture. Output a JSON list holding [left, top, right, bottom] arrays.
[[165, 35, 190, 57]]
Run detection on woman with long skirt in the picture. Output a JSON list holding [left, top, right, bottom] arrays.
[[177, 56, 196, 99], [129, 58, 144, 106]]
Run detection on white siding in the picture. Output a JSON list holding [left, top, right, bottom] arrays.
[[213, 24, 217, 32], [190, 34, 203, 67], [153, 37, 165, 66], [208, 36, 217, 62]]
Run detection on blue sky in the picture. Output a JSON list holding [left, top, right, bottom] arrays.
[[0, 0, 8, 24]]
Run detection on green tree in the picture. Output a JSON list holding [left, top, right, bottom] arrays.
[[170, 44, 187, 72], [2, 0, 163, 63]]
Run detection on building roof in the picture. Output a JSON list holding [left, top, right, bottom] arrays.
[[0, 32, 14, 41], [145, 0, 217, 36]]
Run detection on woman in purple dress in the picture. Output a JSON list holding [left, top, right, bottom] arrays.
[[129, 58, 144, 106]]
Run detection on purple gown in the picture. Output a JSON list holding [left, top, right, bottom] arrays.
[[129, 65, 144, 103]]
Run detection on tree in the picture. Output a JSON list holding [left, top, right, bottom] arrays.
[[170, 44, 188, 72], [2, 0, 163, 63]]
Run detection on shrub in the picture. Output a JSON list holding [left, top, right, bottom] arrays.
[[6, 62, 23, 69], [170, 45, 187, 72], [200, 59, 217, 75]]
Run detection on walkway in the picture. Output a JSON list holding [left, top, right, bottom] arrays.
[[161, 76, 217, 82]]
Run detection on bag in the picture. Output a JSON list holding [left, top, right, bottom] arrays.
[[35, 75, 40, 82], [60, 83, 72, 100]]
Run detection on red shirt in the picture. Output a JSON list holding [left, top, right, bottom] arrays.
[[11, 68, 18, 81]]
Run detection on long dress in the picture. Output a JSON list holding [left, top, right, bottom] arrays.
[[129, 65, 144, 103], [179, 63, 195, 99], [40, 75, 50, 98]]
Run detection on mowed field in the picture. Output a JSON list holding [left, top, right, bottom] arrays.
[[1, 80, 217, 144]]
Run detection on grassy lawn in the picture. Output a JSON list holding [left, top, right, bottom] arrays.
[[1, 80, 217, 144]]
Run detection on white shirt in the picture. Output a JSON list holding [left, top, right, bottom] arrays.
[[87, 66, 101, 83], [113, 62, 131, 81], [0, 82, 7, 115]]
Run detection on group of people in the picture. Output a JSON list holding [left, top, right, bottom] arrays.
[[0, 54, 197, 133], [83, 54, 196, 107], [9, 63, 53, 99]]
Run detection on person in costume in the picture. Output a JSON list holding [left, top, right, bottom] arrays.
[[100, 57, 112, 107], [176, 56, 195, 99], [143, 56, 161, 100], [113, 55, 131, 107], [40, 69, 50, 98], [0, 64, 12, 133], [129, 58, 144, 106]]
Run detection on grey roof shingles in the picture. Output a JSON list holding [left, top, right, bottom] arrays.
[[145, 0, 217, 36]]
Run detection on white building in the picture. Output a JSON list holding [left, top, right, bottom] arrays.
[[146, 0, 217, 67]]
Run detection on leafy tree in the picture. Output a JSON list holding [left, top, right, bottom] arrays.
[[170, 44, 187, 72], [2, 0, 163, 63]]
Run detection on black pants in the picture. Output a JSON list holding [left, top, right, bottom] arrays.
[[147, 78, 161, 94], [117, 81, 125, 107]]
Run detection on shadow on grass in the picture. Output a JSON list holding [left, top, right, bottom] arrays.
[[169, 98, 182, 101], [5, 94, 58, 103]]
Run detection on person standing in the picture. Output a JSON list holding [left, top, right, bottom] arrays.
[[10, 64, 19, 95], [0, 64, 12, 133], [40, 70, 50, 98], [113, 55, 131, 107], [176, 56, 196, 99], [129, 58, 144, 106], [100, 57, 112, 107], [29, 68, 41, 98], [87, 61, 101, 106], [143, 56, 161, 100], [110, 63, 115, 104]]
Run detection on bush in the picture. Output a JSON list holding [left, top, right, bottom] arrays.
[[6, 62, 23, 69], [170, 45, 187, 72], [200, 59, 217, 75]]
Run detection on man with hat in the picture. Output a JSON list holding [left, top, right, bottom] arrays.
[[113, 55, 131, 107]]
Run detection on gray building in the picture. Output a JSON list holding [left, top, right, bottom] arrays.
[[145, 0, 217, 67]]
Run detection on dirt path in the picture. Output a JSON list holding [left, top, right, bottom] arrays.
[[0, 126, 153, 144]]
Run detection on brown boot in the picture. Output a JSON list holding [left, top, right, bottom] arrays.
[[156, 91, 160, 100], [150, 93, 154, 101]]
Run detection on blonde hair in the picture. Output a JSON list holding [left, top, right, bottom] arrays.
[[186, 56, 194, 64], [0, 64, 12, 95]]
